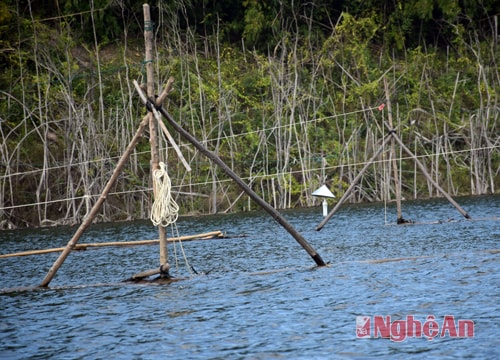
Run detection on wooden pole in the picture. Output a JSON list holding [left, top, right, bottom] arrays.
[[316, 133, 392, 231], [132, 85, 325, 266], [162, 107, 325, 266], [384, 78, 404, 223], [157, 116, 191, 172], [155, 76, 175, 108], [384, 121, 471, 219], [39, 116, 150, 287], [143, 4, 169, 273], [1, 231, 225, 259]]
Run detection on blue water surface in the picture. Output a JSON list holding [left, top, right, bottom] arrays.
[[0, 195, 499, 359]]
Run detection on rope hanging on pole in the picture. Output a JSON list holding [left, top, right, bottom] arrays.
[[150, 162, 179, 227]]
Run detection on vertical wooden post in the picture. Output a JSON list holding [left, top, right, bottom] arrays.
[[384, 79, 404, 223], [143, 4, 168, 273]]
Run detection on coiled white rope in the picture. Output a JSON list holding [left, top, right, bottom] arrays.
[[150, 162, 194, 275], [150, 162, 179, 227]]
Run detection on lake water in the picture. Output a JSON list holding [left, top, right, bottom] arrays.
[[1, 195, 499, 359]]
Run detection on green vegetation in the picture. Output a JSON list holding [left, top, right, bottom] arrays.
[[0, 0, 498, 229]]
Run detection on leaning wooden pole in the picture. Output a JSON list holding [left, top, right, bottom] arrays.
[[143, 4, 169, 273], [39, 116, 150, 287], [316, 133, 393, 231], [384, 122, 471, 219], [133, 85, 325, 266]]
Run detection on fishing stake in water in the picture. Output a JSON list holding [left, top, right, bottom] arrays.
[[316, 95, 471, 231], [39, 116, 151, 287], [133, 80, 327, 267]]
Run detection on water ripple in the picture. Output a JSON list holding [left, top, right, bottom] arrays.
[[0, 195, 499, 359]]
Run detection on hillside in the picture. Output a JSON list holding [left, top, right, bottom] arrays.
[[0, 1, 499, 229]]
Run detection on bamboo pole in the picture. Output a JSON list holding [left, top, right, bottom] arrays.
[[1, 231, 225, 259], [162, 107, 326, 266], [143, 4, 169, 273], [39, 116, 150, 287], [132, 82, 326, 266], [384, 121, 471, 219], [316, 133, 393, 231], [157, 116, 191, 172], [155, 76, 175, 108]]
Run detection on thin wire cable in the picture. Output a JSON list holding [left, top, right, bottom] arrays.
[[2, 128, 498, 181], [169, 223, 193, 276], [0, 108, 375, 180], [1, 144, 498, 212], [31, 8, 108, 23]]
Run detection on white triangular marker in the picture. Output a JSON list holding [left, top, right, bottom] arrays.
[[312, 185, 335, 198]]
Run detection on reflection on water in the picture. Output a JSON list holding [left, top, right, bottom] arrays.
[[0, 195, 499, 359]]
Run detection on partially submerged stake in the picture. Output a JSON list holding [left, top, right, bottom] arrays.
[[143, 4, 169, 276], [163, 107, 327, 265], [133, 81, 326, 267], [316, 117, 471, 231], [39, 116, 150, 287], [316, 133, 392, 231], [382, 121, 471, 220]]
